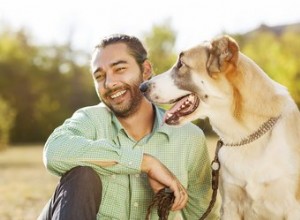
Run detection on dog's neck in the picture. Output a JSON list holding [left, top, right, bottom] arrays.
[[235, 55, 287, 118], [212, 55, 286, 146], [219, 115, 281, 147]]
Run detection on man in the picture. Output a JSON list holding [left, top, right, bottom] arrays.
[[38, 34, 219, 219]]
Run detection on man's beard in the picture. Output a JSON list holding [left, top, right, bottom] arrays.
[[101, 76, 144, 118]]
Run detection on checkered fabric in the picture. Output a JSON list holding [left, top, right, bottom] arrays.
[[43, 103, 219, 220]]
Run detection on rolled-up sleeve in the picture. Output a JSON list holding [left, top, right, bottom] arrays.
[[43, 107, 144, 176]]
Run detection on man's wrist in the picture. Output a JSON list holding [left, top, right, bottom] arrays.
[[141, 153, 154, 173]]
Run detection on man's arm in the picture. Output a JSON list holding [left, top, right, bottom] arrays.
[[43, 108, 144, 176], [44, 107, 187, 209], [141, 153, 188, 211]]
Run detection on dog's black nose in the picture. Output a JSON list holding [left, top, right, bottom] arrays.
[[139, 82, 149, 93]]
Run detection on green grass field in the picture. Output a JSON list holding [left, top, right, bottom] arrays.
[[0, 137, 218, 220]]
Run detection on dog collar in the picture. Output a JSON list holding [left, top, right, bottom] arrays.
[[222, 115, 281, 147]]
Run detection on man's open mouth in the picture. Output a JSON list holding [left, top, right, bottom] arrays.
[[110, 90, 127, 99], [164, 93, 200, 125]]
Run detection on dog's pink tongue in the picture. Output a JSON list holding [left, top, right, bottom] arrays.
[[163, 96, 189, 123]]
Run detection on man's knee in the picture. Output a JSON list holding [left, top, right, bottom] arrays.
[[61, 166, 102, 189], [38, 167, 103, 220], [58, 166, 103, 206]]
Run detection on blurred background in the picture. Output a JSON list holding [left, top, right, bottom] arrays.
[[0, 0, 299, 219]]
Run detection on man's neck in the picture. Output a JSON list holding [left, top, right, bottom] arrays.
[[117, 99, 155, 141]]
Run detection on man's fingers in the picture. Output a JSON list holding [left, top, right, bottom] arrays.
[[171, 183, 188, 211], [172, 193, 187, 210], [177, 189, 188, 209]]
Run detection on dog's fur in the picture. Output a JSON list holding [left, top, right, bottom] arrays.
[[140, 35, 300, 219]]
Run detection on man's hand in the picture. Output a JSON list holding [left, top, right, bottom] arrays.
[[141, 154, 188, 211]]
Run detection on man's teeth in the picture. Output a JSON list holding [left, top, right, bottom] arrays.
[[111, 90, 126, 99]]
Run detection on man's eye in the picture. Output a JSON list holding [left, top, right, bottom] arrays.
[[116, 67, 126, 72], [95, 74, 105, 81]]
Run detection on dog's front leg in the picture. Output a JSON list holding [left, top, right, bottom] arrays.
[[219, 182, 245, 220], [220, 202, 242, 220]]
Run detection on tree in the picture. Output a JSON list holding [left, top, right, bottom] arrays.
[[31, 44, 97, 141], [0, 96, 16, 150], [281, 30, 300, 104], [237, 30, 300, 107], [0, 28, 98, 143], [143, 20, 177, 75]]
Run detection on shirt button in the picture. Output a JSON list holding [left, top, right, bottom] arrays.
[[135, 174, 140, 178], [133, 202, 139, 207], [128, 161, 133, 165]]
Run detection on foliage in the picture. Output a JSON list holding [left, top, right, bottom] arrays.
[[0, 96, 16, 150], [234, 28, 300, 107], [143, 20, 177, 75], [0, 28, 98, 143]]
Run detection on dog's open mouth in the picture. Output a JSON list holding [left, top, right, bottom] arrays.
[[164, 93, 200, 125]]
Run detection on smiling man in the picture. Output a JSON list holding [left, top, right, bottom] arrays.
[[38, 34, 219, 220]]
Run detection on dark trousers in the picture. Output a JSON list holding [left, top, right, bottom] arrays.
[[38, 166, 102, 220]]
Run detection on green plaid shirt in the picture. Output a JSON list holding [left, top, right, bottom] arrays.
[[43, 103, 219, 220]]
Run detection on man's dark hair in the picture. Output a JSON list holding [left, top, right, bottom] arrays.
[[95, 34, 148, 71]]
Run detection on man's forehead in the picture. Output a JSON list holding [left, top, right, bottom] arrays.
[[91, 44, 131, 72]]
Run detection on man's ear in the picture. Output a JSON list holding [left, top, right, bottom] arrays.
[[142, 60, 153, 81], [207, 35, 239, 76]]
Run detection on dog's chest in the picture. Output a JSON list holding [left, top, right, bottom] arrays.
[[218, 142, 294, 196], [217, 142, 300, 218], [218, 140, 300, 218]]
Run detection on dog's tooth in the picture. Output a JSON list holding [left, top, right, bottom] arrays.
[[188, 95, 194, 102]]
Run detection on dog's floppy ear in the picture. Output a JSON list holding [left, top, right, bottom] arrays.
[[207, 35, 239, 76]]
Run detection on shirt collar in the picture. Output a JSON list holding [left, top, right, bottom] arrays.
[[153, 105, 172, 138], [110, 104, 171, 139]]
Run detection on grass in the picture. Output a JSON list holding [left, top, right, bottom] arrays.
[[0, 145, 59, 220], [0, 137, 218, 220]]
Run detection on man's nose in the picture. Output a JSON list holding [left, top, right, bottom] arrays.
[[105, 72, 118, 89], [139, 82, 149, 93]]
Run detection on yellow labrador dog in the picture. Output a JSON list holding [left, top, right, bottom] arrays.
[[140, 35, 300, 219]]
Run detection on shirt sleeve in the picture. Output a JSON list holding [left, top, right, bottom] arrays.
[[182, 131, 220, 219], [43, 108, 144, 177]]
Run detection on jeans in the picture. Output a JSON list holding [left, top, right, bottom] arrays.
[[38, 166, 102, 220]]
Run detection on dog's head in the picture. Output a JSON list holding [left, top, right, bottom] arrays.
[[140, 35, 241, 126]]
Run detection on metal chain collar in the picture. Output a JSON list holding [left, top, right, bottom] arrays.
[[222, 115, 281, 147]]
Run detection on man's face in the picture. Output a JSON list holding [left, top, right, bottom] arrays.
[[91, 43, 145, 118]]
